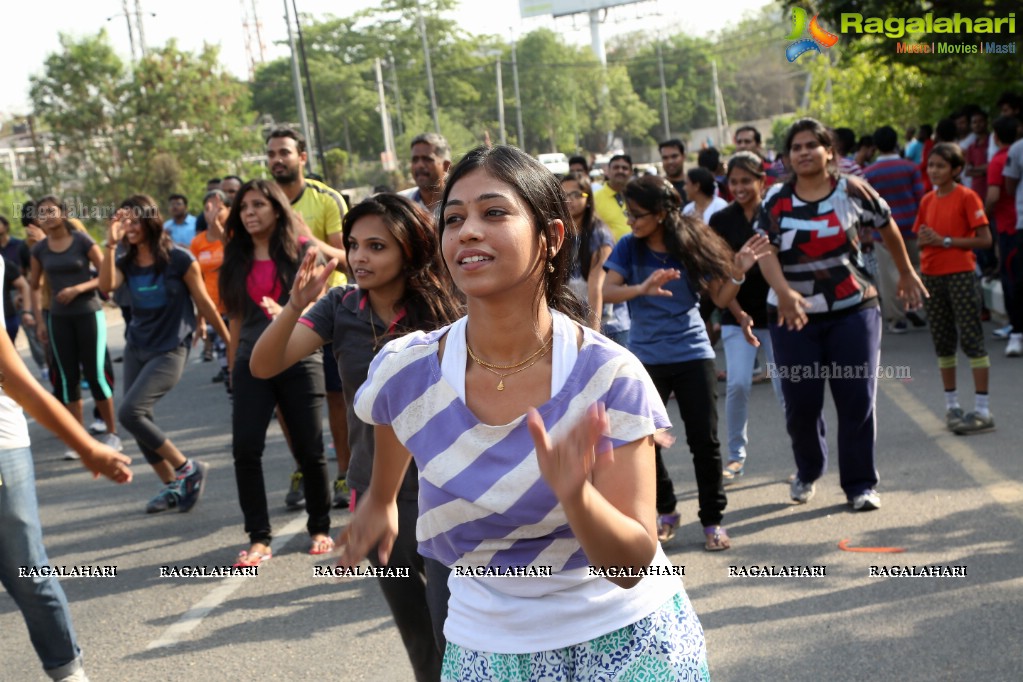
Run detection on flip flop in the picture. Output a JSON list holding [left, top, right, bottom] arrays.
[[233, 548, 272, 568], [309, 535, 335, 555]]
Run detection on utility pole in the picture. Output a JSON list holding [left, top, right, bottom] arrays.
[[496, 57, 506, 145], [120, 0, 138, 63], [284, 0, 314, 174], [415, 0, 441, 135], [388, 53, 404, 139], [712, 59, 728, 148], [511, 35, 524, 148], [292, 0, 326, 174], [657, 41, 670, 139], [375, 59, 397, 172], [134, 0, 148, 57]]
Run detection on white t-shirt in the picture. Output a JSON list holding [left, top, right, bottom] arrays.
[[1002, 138, 1023, 231], [438, 311, 681, 652], [0, 257, 32, 450], [683, 195, 729, 223]]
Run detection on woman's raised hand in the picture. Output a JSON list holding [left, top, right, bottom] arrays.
[[289, 248, 338, 312], [734, 234, 771, 274], [527, 404, 614, 504], [108, 207, 131, 245], [639, 268, 681, 297]]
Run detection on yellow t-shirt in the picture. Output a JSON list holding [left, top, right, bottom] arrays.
[[291, 178, 348, 286], [593, 184, 630, 242]]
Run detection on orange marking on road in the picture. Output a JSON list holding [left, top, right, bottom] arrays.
[[838, 538, 905, 553]]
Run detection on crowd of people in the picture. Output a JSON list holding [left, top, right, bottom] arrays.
[[2, 86, 1021, 679]]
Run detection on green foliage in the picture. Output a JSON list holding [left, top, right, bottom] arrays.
[[0, 169, 29, 236], [29, 32, 261, 225]]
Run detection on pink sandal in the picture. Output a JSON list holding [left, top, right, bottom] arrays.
[[233, 547, 272, 568]]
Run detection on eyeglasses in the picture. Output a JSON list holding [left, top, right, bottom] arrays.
[[565, 191, 588, 200], [624, 209, 652, 221]]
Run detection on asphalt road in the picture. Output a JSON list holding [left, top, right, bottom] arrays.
[[2, 309, 1021, 681]]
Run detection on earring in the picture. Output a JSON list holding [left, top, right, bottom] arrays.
[[547, 262, 555, 273]]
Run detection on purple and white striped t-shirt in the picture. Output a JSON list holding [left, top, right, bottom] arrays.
[[354, 319, 671, 572]]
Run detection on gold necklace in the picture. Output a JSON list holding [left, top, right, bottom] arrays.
[[466, 336, 553, 391]]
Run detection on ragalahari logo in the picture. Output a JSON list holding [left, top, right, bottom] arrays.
[[786, 7, 840, 62]]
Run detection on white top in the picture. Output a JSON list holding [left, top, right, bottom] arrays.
[[438, 311, 680, 652], [683, 195, 729, 223], [0, 257, 31, 450]]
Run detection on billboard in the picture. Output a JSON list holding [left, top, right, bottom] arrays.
[[519, 0, 644, 19]]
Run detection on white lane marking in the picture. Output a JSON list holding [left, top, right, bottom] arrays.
[[146, 514, 310, 649], [881, 381, 1023, 522]]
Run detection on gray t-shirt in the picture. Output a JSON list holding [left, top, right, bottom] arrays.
[[301, 285, 417, 500], [1001, 138, 1023, 231], [31, 230, 101, 316]]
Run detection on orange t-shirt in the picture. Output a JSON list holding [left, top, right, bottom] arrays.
[[189, 231, 224, 313], [913, 184, 988, 276]]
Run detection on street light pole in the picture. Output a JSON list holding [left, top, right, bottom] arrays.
[[415, 0, 441, 135], [283, 0, 314, 174], [511, 35, 524, 148]]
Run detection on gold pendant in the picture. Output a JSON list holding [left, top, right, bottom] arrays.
[[497, 379, 505, 391]]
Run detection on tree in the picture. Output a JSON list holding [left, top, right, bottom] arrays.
[[0, 169, 29, 236], [29, 32, 262, 222]]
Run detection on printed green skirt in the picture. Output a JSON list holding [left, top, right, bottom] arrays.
[[440, 592, 710, 681]]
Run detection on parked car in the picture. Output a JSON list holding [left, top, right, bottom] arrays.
[[537, 153, 570, 176]]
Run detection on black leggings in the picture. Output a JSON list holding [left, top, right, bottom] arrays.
[[645, 358, 727, 527], [47, 310, 113, 404], [231, 356, 329, 545]]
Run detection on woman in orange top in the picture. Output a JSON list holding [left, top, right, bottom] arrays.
[[914, 142, 993, 435]]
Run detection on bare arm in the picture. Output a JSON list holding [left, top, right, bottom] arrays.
[[585, 245, 612, 330], [985, 185, 1001, 216], [337, 423, 412, 567], [183, 262, 230, 345], [0, 323, 131, 482]]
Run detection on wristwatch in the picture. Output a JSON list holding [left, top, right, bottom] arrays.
[[942, 236, 952, 248]]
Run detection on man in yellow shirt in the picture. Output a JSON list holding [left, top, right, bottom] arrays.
[[266, 127, 351, 510], [593, 154, 633, 241]]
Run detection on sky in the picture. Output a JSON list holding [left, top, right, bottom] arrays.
[[2, 0, 772, 117]]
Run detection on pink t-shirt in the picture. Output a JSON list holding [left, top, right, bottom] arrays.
[[246, 259, 281, 318]]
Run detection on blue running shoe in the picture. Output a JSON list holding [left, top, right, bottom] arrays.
[[146, 483, 180, 513], [176, 461, 209, 513]]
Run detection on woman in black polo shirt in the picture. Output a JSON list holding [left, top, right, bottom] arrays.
[[709, 152, 784, 483]]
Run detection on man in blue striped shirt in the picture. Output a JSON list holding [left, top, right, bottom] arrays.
[[865, 125, 927, 333]]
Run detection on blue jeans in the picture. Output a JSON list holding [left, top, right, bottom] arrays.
[[721, 325, 783, 464], [0, 446, 85, 679]]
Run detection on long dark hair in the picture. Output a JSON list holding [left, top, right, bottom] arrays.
[[439, 145, 585, 323], [343, 193, 462, 336], [561, 171, 598, 281], [623, 175, 734, 289], [119, 194, 174, 273], [219, 179, 302, 316]]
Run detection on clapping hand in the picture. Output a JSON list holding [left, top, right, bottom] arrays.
[[527, 403, 614, 504]]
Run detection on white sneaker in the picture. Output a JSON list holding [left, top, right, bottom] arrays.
[[88, 418, 106, 434], [1006, 334, 1023, 358], [851, 490, 881, 511], [103, 433, 124, 452], [63, 449, 80, 460], [994, 324, 1013, 339]]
